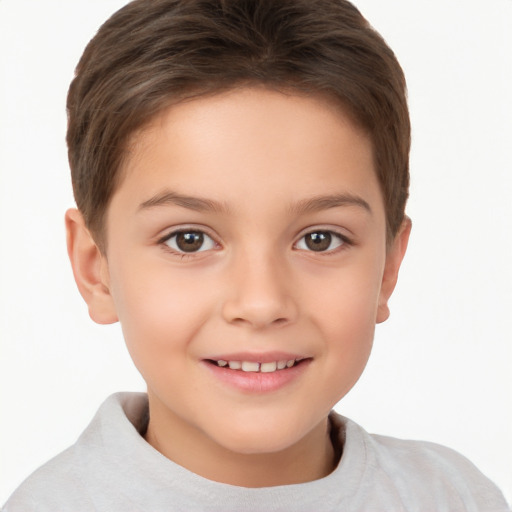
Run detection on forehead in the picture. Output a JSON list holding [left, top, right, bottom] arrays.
[[114, 87, 383, 219]]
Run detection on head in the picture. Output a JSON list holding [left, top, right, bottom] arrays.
[[67, 0, 409, 251], [65, 0, 411, 484]]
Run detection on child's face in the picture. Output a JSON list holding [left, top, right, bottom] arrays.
[[77, 87, 407, 464]]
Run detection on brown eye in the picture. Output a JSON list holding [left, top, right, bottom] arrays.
[[164, 231, 216, 253], [296, 231, 345, 252], [176, 232, 204, 252], [305, 232, 331, 251]]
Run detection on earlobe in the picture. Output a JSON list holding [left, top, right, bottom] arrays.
[[376, 217, 412, 324], [65, 208, 118, 325]]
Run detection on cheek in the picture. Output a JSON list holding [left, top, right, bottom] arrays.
[[108, 255, 215, 366], [307, 259, 383, 384], [308, 256, 383, 331], [320, 287, 377, 370]]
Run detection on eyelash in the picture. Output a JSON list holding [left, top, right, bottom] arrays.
[[158, 227, 352, 257], [158, 228, 219, 258], [294, 230, 352, 254]]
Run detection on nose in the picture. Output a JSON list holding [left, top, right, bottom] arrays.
[[221, 249, 299, 329]]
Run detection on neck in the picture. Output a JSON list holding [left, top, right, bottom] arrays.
[[144, 398, 337, 487]]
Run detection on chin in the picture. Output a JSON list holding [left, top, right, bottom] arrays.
[[208, 416, 319, 456], [220, 433, 300, 456]]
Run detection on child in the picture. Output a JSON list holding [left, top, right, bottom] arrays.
[[2, 0, 509, 510]]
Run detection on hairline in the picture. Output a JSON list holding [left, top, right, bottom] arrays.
[[92, 83, 380, 253]]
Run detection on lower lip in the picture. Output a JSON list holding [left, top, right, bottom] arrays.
[[203, 360, 311, 393]]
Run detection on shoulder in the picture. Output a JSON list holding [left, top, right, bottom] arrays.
[[2, 392, 148, 512], [331, 413, 510, 511], [369, 430, 496, 489], [2, 444, 91, 512]]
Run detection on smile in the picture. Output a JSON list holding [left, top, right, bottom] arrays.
[[212, 359, 302, 373], [204, 356, 311, 393]]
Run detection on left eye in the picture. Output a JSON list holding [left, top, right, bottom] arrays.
[[164, 230, 216, 253], [295, 231, 345, 252]]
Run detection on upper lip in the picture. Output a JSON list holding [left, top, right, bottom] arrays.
[[203, 352, 308, 363]]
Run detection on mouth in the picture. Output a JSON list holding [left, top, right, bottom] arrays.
[[206, 358, 306, 373], [203, 355, 311, 393]]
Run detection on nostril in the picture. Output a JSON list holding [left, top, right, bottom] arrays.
[[229, 316, 290, 328], [221, 286, 299, 328]]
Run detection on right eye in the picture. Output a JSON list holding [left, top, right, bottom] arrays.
[[163, 230, 217, 253], [295, 230, 347, 253]]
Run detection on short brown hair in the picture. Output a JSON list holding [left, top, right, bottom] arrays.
[[67, 0, 410, 248]]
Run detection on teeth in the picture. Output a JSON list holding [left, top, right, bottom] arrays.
[[241, 361, 260, 372], [260, 361, 277, 373], [216, 359, 302, 373]]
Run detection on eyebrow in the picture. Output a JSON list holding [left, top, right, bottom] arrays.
[[289, 193, 372, 215], [138, 191, 229, 214], [138, 190, 371, 215]]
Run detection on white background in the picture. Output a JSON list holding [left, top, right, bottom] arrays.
[[1, 0, 511, 505]]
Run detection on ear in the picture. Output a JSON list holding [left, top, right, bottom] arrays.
[[65, 208, 118, 324], [376, 217, 412, 324]]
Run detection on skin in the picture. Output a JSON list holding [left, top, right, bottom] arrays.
[[66, 87, 410, 487]]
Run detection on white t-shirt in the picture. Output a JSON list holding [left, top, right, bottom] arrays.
[[2, 392, 509, 512]]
